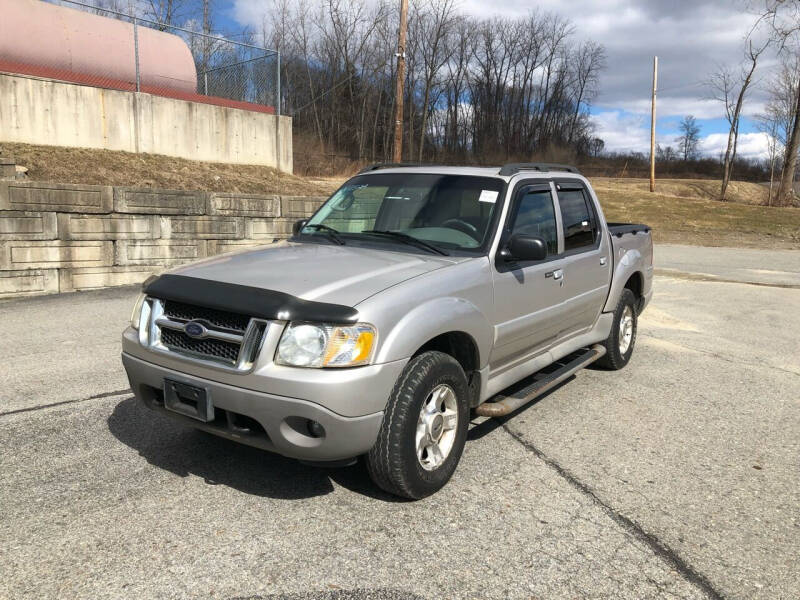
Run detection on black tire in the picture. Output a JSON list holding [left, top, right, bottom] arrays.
[[367, 351, 470, 499], [596, 288, 638, 370]]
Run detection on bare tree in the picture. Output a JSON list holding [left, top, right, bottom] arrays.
[[676, 115, 701, 161], [78, 0, 133, 19], [760, 0, 800, 204], [588, 137, 604, 157], [766, 52, 800, 148], [756, 112, 782, 205], [568, 41, 606, 145], [759, 51, 800, 204], [706, 37, 769, 200], [270, 2, 605, 167], [143, 0, 188, 29], [441, 16, 472, 159], [413, 0, 457, 161], [657, 144, 678, 162], [184, 0, 216, 77]]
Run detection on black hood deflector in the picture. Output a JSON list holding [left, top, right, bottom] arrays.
[[144, 274, 359, 323]]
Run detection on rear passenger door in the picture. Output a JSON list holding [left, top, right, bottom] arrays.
[[553, 179, 611, 337]]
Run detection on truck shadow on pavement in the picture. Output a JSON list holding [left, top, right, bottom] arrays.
[[106, 396, 403, 502], [107, 377, 575, 502]]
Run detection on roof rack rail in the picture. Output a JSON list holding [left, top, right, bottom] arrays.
[[358, 162, 429, 174], [498, 163, 581, 176]]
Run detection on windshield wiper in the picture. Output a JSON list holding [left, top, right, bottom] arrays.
[[304, 223, 345, 245], [361, 230, 449, 256]]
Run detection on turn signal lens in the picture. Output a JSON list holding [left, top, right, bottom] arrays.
[[323, 327, 375, 367], [130, 293, 146, 330]]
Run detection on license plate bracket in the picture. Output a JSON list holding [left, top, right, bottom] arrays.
[[164, 379, 214, 422]]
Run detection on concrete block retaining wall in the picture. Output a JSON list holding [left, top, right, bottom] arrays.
[[0, 180, 326, 298]]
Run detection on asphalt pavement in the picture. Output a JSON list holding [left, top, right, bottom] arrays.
[[1, 244, 798, 599], [655, 244, 800, 287]]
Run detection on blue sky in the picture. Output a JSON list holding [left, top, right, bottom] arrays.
[[211, 0, 774, 159]]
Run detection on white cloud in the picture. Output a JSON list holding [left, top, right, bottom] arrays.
[[608, 97, 720, 120], [698, 132, 771, 160], [592, 111, 650, 153], [593, 111, 772, 159], [591, 110, 687, 154], [232, 0, 266, 28]]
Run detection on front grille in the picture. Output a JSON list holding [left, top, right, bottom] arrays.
[[161, 327, 242, 363], [163, 300, 250, 332], [145, 298, 267, 370]]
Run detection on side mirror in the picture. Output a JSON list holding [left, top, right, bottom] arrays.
[[501, 234, 547, 262], [292, 219, 308, 236]]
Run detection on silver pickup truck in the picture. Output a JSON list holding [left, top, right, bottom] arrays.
[[122, 163, 653, 498]]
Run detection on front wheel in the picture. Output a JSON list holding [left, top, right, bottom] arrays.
[[596, 288, 638, 370], [367, 351, 470, 499]]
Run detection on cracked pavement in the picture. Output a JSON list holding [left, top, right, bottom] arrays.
[[1, 245, 798, 599]]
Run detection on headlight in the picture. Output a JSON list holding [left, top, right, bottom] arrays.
[[130, 293, 146, 330], [276, 322, 376, 368]]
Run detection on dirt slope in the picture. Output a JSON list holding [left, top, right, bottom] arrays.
[[2, 143, 797, 249], [2, 142, 341, 196], [591, 178, 800, 249]]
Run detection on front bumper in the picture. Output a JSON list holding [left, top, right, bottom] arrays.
[[122, 326, 407, 417], [122, 352, 386, 461]]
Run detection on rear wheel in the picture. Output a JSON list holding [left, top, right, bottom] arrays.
[[367, 351, 470, 499], [596, 288, 638, 370]]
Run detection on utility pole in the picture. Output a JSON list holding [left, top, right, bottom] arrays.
[[202, 0, 212, 75], [649, 56, 658, 193], [392, 0, 409, 163]]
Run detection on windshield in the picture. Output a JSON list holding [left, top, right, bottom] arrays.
[[300, 173, 504, 252]]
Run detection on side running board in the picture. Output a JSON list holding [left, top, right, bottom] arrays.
[[474, 344, 606, 418]]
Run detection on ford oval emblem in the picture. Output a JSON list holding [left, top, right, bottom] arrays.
[[184, 320, 206, 339]]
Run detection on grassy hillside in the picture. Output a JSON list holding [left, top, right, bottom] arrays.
[[1, 142, 341, 196], [592, 177, 773, 205], [591, 178, 800, 249], [2, 143, 798, 249]]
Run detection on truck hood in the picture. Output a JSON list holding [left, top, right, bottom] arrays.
[[168, 241, 464, 307]]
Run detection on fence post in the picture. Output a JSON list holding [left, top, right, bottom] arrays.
[[204, 71, 208, 96], [275, 51, 281, 116], [133, 17, 141, 93]]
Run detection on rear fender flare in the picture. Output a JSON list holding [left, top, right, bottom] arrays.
[[603, 247, 643, 313]]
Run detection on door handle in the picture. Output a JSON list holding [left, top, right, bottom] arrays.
[[545, 269, 563, 280], [600, 257, 607, 266]]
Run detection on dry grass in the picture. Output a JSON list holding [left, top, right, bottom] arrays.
[[592, 177, 775, 206], [2, 142, 342, 196], [2, 143, 797, 249], [591, 178, 800, 250]]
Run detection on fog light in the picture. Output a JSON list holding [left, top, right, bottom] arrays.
[[307, 419, 325, 438]]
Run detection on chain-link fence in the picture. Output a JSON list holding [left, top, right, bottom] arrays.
[[2, 0, 280, 115]]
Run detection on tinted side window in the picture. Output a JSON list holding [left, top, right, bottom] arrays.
[[558, 189, 597, 251], [510, 189, 558, 255]]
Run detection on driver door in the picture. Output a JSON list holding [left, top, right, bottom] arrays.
[[489, 182, 567, 374]]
